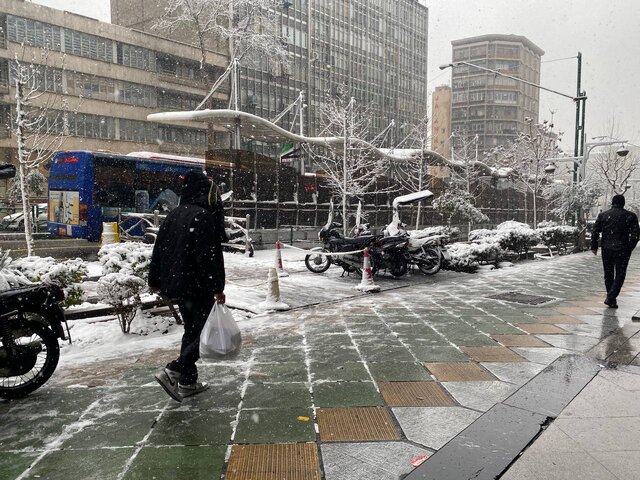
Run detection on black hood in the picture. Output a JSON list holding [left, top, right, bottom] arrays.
[[180, 171, 219, 210]]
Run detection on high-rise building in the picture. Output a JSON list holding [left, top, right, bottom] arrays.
[[449, 34, 544, 152], [111, 0, 430, 165]]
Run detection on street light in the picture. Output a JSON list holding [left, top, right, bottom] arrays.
[[440, 55, 587, 179], [542, 139, 628, 180]]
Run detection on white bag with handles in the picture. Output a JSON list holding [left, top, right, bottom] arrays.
[[199, 303, 242, 359]]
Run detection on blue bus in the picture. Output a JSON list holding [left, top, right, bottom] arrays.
[[47, 151, 208, 241]]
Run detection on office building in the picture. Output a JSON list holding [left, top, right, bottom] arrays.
[[450, 34, 544, 152]]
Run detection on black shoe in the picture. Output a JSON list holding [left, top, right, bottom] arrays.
[[604, 298, 618, 308]]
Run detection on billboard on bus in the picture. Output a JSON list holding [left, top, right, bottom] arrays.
[[49, 190, 80, 225]]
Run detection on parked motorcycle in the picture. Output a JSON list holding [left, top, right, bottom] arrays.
[[384, 191, 450, 275], [0, 284, 70, 399], [305, 222, 408, 277]]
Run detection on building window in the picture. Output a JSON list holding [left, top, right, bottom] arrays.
[[6, 15, 61, 50], [118, 43, 156, 71], [63, 29, 113, 63]]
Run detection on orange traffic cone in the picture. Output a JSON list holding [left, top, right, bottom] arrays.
[[356, 248, 380, 293], [274, 240, 289, 277]]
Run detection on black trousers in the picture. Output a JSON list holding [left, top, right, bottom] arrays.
[[166, 296, 214, 384], [601, 248, 631, 302]]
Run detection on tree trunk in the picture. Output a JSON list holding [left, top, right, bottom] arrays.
[[532, 192, 537, 228], [15, 80, 34, 257]]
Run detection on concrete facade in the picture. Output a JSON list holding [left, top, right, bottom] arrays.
[[431, 85, 451, 160], [0, 0, 230, 198], [450, 34, 544, 153]]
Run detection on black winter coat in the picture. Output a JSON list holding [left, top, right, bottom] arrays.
[[591, 206, 640, 253], [148, 173, 226, 299]]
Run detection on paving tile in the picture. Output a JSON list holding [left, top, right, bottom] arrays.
[[322, 441, 431, 480], [511, 347, 571, 364], [243, 383, 312, 409], [124, 446, 226, 480], [308, 346, 362, 363], [2, 387, 101, 417], [310, 362, 370, 382], [460, 346, 527, 362], [378, 381, 455, 407], [535, 334, 601, 352], [234, 409, 315, 444], [491, 334, 550, 347], [358, 346, 416, 362], [0, 413, 79, 451], [590, 451, 640, 480], [500, 450, 617, 480], [555, 416, 640, 452], [480, 362, 546, 385], [534, 315, 584, 324], [409, 346, 469, 362], [393, 406, 481, 449], [367, 362, 432, 381], [560, 374, 640, 418], [317, 407, 401, 442], [515, 323, 568, 334], [23, 448, 135, 480], [555, 306, 603, 316], [424, 362, 496, 382], [148, 411, 234, 446], [61, 411, 157, 449], [599, 368, 640, 391], [249, 363, 308, 383], [90, 387, 170, 413], [313, 382, 384, 407], [0, 452, 39, 480], [226, 443, 320, 480], [253, 347, 306, 363], [442, 381, 516, 411], [468, 318, 524, 334], [170, 383, 243, 410]]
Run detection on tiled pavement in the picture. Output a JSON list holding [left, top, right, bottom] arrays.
[[3, 252, 640, 479]]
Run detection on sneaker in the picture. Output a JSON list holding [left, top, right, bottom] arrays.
[[178, 381, 209, 398], [154, 368, 182, 402]]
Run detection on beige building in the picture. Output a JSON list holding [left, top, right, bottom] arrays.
[[431, 85, 451, 159], [450, 34, 544, 152], [0, 0, 230, 198]]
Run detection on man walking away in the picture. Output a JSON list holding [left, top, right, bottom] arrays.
[[148, 171, 227, 402], [591, 194, 640, 308]]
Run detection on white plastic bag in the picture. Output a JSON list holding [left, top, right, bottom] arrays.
[[199, 303, 242, 359]]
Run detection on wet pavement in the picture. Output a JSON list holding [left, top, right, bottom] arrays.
[[3, 251, 640, 479]]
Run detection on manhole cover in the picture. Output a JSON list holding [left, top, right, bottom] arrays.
[[487, 291, 555, 305]]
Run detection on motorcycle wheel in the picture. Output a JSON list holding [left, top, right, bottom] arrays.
[[0, 317, 60, 399], [390, 255, 408, 277], [418, 246, 442, 275], [305, 249, 331, 273]]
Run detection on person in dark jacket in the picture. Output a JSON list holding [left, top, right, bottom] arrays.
[[591, 194, 640, 308], [148, 171, 227, 402]]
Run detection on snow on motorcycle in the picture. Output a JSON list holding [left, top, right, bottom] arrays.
[[0, 284, 71, 399], [384, 191, 450, 275]]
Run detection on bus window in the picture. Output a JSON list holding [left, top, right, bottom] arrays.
[[94, 161, 136, 210]]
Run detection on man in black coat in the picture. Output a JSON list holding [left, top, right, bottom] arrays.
[[591, 194, 640, 308], [149, 171, 227, 401]]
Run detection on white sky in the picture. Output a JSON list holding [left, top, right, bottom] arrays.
[[32, 0, 640, 150]]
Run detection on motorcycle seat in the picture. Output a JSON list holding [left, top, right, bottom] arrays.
[[0, 284, 58, 312], [329, 235, 375, 249]]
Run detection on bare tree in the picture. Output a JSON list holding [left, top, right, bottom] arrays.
[[543, 175, 603, 225], [10, 50, 68, 256], [495, 119, 562, 227], [154, 0, 288, 83], [307, 89, 391, 234], [591, 121, 637, 205]]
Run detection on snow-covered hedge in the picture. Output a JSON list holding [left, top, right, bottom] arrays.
[[98, 242, 152, 280], [96, 272, 146, 333], [0, 249, 31, 291], [410, 226, 460, 243], [446, 241, 503, 272], [537, 224, 579, 254], [469, 221, 538, 255], [4, 254, 87, 306]]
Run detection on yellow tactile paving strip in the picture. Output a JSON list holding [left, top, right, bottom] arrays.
[[491, 334, 550, 347], [226, 443, 321, 480], [516, 323, 568, 334], [317, 407, 401, 442], [424, 362, 497, 382], [378, 381, 456, 407], [461, 346, 528, 362]]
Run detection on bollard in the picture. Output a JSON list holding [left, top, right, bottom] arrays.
[[355, 248, 380, 293], [258, 267, 291, 312], [100, 222, 120, 246], [274, 240, 289, 277]]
